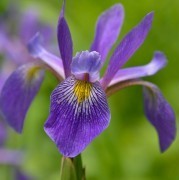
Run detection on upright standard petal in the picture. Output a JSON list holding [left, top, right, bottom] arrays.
[[71, 51, 102, 82], [90, 4, 124, 63], [0, 63, 44, 133], [101, 12, 154, 89], [28, 33, 65, 79], [44, 76, 110, 157], [108, 51, 167, 86], [143, 83, 176, 152], [57, 3, 73, 78]]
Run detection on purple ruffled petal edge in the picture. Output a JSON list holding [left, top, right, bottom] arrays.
[[71, 51, 102, 82]]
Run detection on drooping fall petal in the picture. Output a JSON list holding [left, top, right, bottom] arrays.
[[0, 63, 44, 133], [44, 76, 110, 157], [143, 84, 176, 152]]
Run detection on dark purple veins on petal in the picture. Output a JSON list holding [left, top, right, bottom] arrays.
[[101, 12, 154, 89], [0, 64, 44, 133], [143, 85, 176, 152], [57, 5, 73, 78], [44, 76, 110, 157]]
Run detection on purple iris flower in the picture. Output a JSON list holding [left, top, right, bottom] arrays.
[[0, 3, 176, 158], [0, 6, 53, 90], [0, 6, 51, 179]]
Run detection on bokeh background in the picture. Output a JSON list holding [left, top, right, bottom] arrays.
[[0, 0, 179, 179]]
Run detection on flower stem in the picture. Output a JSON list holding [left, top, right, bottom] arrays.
[[60, 154, 85, 180]]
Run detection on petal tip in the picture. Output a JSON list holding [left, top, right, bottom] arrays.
[[143, 12, 154, 28], [27, 32, 42, 57], [147, 11, 154, 19], [154, 51, 168, 66], [143, 85, 176, 154], [160, 137, 176, 153], [112, 3, 124, 11]]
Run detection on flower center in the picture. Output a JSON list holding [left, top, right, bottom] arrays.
[[74, 79, 92, 103], [71, 50, 102, 83]]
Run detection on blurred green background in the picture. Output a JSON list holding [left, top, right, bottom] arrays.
[[0, 0, 179, 179]]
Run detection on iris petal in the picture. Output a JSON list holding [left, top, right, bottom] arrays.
[[71, 51, 102, 82], [90, 4, 124, 63], [0, 63, 44, 133], [108, 51, 167, 86], [57, 2, 73, 78], [143, 84, 176, 152], [106, 78, 176, 152], [101, 12, 154, 89], [28, 33, 65, 79], [44, 76, 110, 157]]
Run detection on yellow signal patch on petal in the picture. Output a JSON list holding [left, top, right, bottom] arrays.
[[74, 80, 92, 103], [25, 66, 41, 82]]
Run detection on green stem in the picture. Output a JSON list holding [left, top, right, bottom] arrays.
[[60, 154, 85, 180]]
